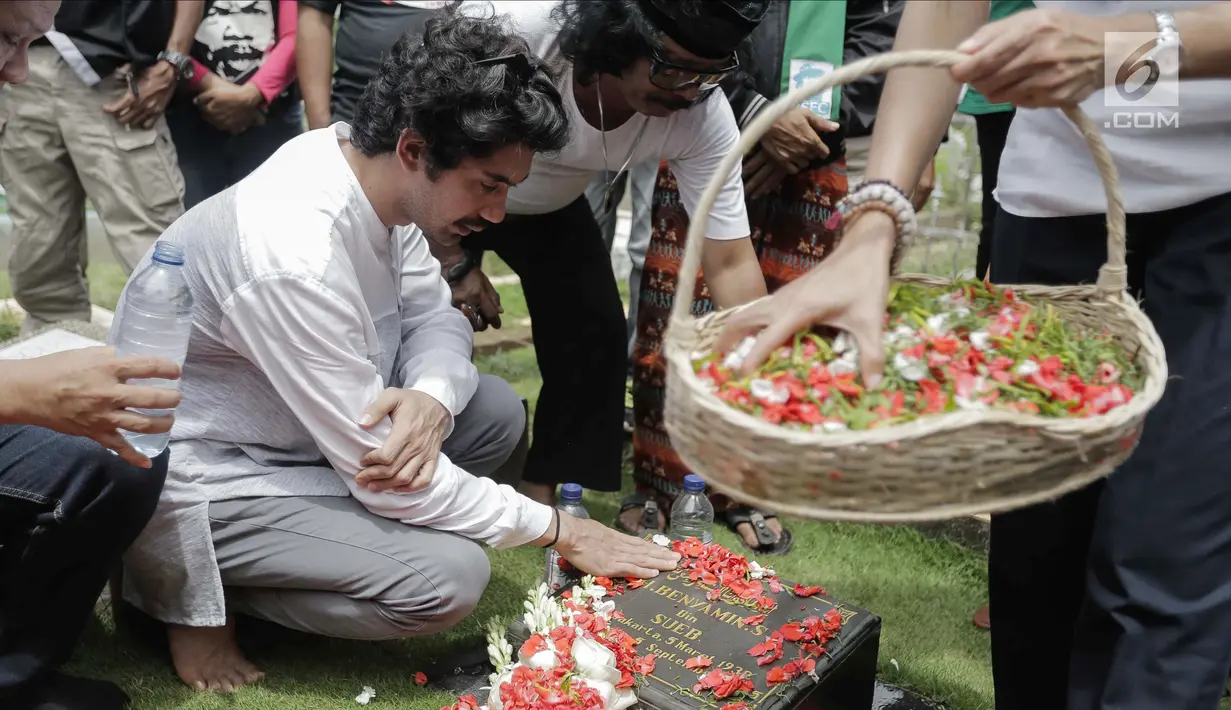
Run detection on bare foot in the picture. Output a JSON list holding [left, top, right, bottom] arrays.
[[519, 482, 557, 506], [168, 617, 264, 693], [734, 517, 785, 551]]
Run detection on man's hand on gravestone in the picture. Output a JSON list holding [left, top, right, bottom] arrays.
[[356, 388, 450, 494], [0, 347, 181, 468], [549, 513, 681, 579]]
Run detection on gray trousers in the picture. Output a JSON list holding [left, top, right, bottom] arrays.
[[205, 374, 524, 640], [584, 161, 657, 362]]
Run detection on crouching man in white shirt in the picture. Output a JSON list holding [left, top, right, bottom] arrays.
[[110, 8, 680, 694]]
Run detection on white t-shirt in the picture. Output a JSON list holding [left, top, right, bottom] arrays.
[[996, 0, 1231, 218], [460, 0, 751, 239]]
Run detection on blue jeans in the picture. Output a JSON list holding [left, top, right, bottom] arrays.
[[0, 426, 166, 698], [166, 96, 304, 210]]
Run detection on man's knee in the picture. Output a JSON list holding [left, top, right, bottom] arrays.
[[452, 375, 526, 474], [68, 439, 167, 535], [379, 537, 491, 636]]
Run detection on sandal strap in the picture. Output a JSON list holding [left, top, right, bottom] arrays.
[[745, 510, 778, 548]]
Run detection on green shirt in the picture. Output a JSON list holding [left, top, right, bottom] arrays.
[[957, 0, 1036, 115], [779, 0, 847, 121]]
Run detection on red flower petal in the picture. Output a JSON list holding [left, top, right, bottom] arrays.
[[685, 656, 713, 671], [415, 671, 428, 686], [793, 583, 822, 597]]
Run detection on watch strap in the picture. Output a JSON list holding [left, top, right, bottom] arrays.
[[444, 246, 483, 284], [157, 50, 193, 79]]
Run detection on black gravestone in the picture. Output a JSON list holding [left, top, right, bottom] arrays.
[[510, 570, 880, 710]]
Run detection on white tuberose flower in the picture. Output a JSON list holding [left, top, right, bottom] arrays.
[[355, 685, 376, 705], [893, 352, 927, 382], [749, 378, 789, 405], [722, 336, 757, 370], [652, 534, 671, 547]]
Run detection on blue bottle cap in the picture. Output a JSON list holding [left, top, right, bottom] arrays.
[[560, 483, 583, 502], [683, 475, 706, 493], [152, 241, 185, 266]]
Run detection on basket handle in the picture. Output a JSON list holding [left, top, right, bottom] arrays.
[[669, 49, 1127, 329]]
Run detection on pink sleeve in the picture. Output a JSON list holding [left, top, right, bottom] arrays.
[[186, 57, 209, 92], [249, 0, 299, 104]]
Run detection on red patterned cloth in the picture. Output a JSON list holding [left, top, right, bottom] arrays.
[[631, 158, 848, 507]]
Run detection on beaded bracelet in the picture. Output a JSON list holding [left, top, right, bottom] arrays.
[[825, 179, 918, 271]]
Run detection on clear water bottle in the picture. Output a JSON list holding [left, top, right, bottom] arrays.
[[669, 474, 714, 543], [546, 483, 588, 593], [111, 241, 194, 458]]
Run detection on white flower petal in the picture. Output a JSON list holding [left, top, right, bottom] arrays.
[[651, 534, 671, 547], [892, 352, 927, 382], [926, 313, 950, 335], [829, 359, 856, 376], [970, 331, 991, 351], [1015, 359, 1040, 377]]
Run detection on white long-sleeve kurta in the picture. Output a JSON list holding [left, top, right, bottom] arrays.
[[115, 124, 553, 627]]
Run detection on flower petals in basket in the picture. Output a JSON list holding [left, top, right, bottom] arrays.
[[661, 50, 1168, 523]]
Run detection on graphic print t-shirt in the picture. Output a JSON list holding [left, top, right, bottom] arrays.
[[194, 0, 276, 82], [298, 0, 456, 123]]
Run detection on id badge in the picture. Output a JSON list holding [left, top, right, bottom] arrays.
[[789, 60, 835, 121]]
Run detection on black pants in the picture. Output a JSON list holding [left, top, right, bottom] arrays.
[[973, 110, 1015, 278], [988, 191, 1231, 710], [464, 196, 626, 492], [0, 426, 166, 699], [166, 97, 304, 210]]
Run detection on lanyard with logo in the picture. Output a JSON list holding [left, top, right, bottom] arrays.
[[778, 0, 847, 122]]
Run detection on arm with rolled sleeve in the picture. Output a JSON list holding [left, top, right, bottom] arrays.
[[393, 225, 480, 424], [218, 272, 552, 547]]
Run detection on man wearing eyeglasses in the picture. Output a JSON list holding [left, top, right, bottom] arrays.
[[436, 0, 771, 510]]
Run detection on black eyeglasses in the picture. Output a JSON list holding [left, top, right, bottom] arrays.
[[648, 50, 739, 92]]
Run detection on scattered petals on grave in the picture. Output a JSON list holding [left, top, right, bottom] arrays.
[[442, 542, 844, 710], [693, 279, 1142, 428]]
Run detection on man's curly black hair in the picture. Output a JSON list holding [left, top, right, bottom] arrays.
[[350, 6, 570, 174], [552, 0, 664, 86], [552, 0, 762, 86]]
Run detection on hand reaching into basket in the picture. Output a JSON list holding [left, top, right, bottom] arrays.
[[714, 211, 898, 388]]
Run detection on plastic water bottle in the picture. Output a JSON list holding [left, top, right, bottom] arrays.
[[546, 483, 589, 593], [669, 474, 714, 543], [111, 241, 194, 458]]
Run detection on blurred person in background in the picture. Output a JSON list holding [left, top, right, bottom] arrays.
[[166, 0, 301, 209], [297, 0, 458, 130], [0, 0, 203, 334]]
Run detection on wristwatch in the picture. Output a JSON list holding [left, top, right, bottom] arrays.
[[1151, 10, 1184, 76], [444, 246, 483, 284], [157, 50, 194, 80]]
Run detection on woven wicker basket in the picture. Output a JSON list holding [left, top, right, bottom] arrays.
[[662, 50, 1168, 523]]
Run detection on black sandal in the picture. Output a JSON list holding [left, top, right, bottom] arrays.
[[724, 506, 794, 556], [615, 493, 665, 537]]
